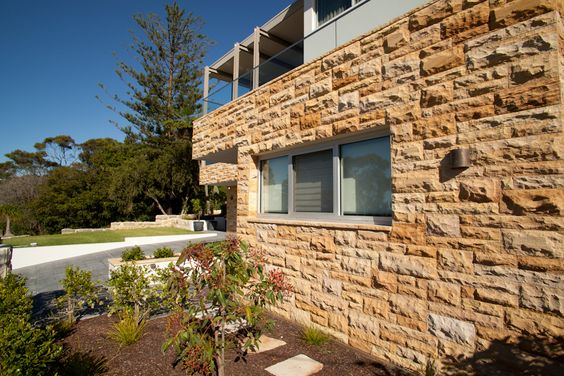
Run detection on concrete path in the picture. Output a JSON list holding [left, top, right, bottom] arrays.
[[15, 231, 225, 295], [12, 232, 218, 269]]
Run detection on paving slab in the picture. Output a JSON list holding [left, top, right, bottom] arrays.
[[265, 354, 323, 376], [252, 335, 286, 354]]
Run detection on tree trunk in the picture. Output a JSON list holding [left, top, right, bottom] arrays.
[[4, 215, 13, 237], [148, 194, 167, 215]]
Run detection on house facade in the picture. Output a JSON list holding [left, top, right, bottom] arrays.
[[194, 0, 564, 371]]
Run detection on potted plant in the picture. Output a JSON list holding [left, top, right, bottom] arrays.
[[191, 198, 204, 231]]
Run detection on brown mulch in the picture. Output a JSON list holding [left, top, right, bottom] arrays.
[[62, 313, 409, 376]]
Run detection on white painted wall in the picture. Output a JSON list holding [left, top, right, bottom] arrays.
[[303, 0, 429, 62]]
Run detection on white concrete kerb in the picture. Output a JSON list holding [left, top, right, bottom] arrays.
[[11, 233, 218, 270]]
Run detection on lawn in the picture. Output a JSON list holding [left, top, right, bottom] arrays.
[[4, 227, 195, 247]]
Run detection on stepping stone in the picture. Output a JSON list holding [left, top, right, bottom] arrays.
[[251, 335, 286, 354], [265, 354, 323, 376]]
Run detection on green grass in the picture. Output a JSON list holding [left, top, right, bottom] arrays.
[[301, 326, 330, 346], [4, 227, 194, 247]]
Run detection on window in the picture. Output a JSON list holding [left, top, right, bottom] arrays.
[[261, 156, 288, 213], [317, 0, 351, 25], [259, 134, 391, 224], [316, 0, 365, 26], [294, 149, 333, 213]]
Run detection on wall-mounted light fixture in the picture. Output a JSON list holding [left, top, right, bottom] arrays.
[[451, 148, 471, 169]]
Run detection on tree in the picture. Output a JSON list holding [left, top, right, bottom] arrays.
[[34, 135, 79, 167], [163, 239, 292, 376], [102, 2, 209, 142], [100, 2, 210, 215]]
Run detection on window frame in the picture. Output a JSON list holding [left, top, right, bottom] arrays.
[[257, 129, 392, 226], [315, 0, 369, 28]]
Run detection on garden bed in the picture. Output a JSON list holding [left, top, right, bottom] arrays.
[[62, 313, 408, 376]]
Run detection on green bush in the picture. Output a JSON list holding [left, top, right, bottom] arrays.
[[58, 266, 99, 325], [108, 308, 147, 346], [153, 247, 174, 259], [0, 274, 62, 375], [121, 246, 144, 261], [301, 326, 330, 346], [107, 263, 156, 319]]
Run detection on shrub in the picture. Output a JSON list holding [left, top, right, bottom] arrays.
[[108, 263, 156, 319], [153, 247, 174, 259], [162, 238, 292, 376], [301, 326, 330, 346], [121, 246, 144, 261], [108, 308, 147, 346], [0, 273, 62, 375], [58, 266, 99, 325]]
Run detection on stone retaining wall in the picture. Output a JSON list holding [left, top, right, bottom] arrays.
[[194, 0, 564, 371]]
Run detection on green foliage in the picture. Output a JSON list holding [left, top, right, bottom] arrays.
[[153, 246, 174, 259], [108, 308, 147, 346], [121, 246, 145, 261], [190, 198, 202, 219], [107, 263, 156, 320], [301, 326, 330, 346], [0, 274, 33, 320], [0, 274, 62, 375], [58, 266, 99, 324], [162, 239, 292, 375], [104, 2, 209, 142]]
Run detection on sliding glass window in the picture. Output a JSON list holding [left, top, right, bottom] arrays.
[[293, 149, 333, 213], [261, 156, 288, 214], [259, 134, 391, 224], [317, 0, 352, 25], [340, 138, 391, 216]]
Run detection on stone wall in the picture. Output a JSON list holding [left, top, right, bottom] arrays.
[[193, 0, 564, 371], [200, 163, 238, 186]]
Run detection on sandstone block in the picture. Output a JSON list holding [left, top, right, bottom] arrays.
[[502, 229, 563, 258], [494, 80, 559, 114], [363, 297, 390, 319], [310, 236, 336, 253], [348, 310, 379, 338], [382, 54, 419, 80], [501, 189, 563, 215], [409, 0, 455, 31], [520, 285, 563, 315], [467, 33, 558, 71], [440, 2, 489, 38], [338, 91, 359, 112], [490, 0, 555, 29], [420, 45, 464, 77], [384, 28, 410, 53], [390, 223, 426, 245], [438, 249, 473, 273], [379, 253, 437, 279], [428, 281, 461, 305], [428, 313, 476, 346], [420, 82, 453, 108], [459, 179, 500, 203], [475, 287, 519, 307], [309, 77, 331, 98], [427, 214, 461, 237], [390, 294, 427, 321]]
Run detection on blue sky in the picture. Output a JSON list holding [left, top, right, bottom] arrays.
[[0, 0, 289, 161]]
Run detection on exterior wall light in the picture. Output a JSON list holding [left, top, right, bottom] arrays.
[[451, 148, 471, 169]]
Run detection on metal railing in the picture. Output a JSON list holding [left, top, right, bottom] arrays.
[[201, 38, 305, 115]]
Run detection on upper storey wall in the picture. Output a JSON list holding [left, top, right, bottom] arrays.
[[193, 0, 563, 164]]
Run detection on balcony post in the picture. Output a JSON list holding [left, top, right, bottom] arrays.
[[203, 66, 210, 114], [232, 43, 240, 100], [252, 27, 260, 90]]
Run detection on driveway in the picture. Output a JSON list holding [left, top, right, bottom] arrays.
[[15, 231, 226, 295]]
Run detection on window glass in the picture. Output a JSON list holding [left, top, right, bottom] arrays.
[[340, 137, 391, 216], [261, 157, 288, 213], [294, 149, 333, 213], [317, 0, 352, 25]]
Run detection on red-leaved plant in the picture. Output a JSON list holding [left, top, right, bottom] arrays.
[[161, 238, 292, 376]]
